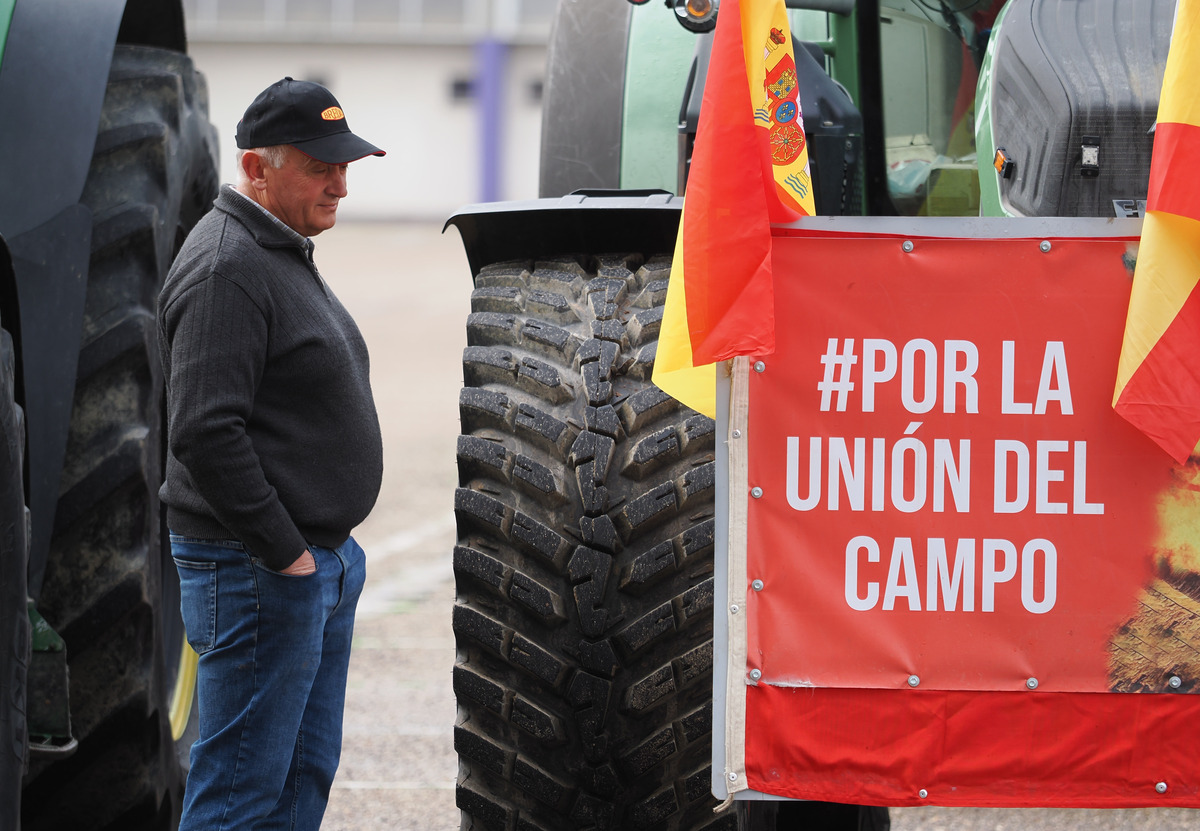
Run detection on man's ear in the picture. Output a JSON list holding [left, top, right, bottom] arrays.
[[241, 150, 269, 192]]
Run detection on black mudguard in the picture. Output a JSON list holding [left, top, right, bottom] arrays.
[[0, 231, 28, 831], [538, 3, 633, 197], [0, 0, 185, 599], [446, 193, 683, 282]]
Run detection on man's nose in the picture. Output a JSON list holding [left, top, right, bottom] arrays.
[[328, 168, 348, 198]]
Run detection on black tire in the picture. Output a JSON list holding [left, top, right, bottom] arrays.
[[0, 315, 29, 831], [20, 45, 218, 831], [453, 251, 730, 830], [740, 801, 891, 831]]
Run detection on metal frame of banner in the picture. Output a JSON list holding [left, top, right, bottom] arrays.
[[765, 215, 1144, 239]]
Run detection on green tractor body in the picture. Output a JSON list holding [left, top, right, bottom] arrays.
[[448, 0, 1173, 828], [0, 2, 218, 828]]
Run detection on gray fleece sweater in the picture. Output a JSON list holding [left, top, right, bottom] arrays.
[[158, 185, 383, 570]]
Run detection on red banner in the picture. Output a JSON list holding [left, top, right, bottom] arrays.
[[740, 227, 1200, 806]]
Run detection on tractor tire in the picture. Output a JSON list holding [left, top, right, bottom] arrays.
[[453, 251, 731, 830], [0, 316, 29, 831], [20, 45, 218, 831]]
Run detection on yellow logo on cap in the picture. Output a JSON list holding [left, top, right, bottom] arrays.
[[321, 106, 345, 121]]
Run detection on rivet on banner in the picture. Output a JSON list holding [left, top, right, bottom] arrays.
[[732, 429, 743, 439], [907, 675, 920, 688], [918, 789, 929, 799], [728, 772, 738, 782], [1040, 240, 1052, 253], [1026, 677, 1039, 690], [730, 604, 740, 615], [753, 361, 766, 373], [752, 579, 765, 592], [1156, 782, 1168, 794], [751, 487, 763, 499], [902, 240, 914, 253], [1169, 676, 1182, 689], [749, 669, 762, 681]]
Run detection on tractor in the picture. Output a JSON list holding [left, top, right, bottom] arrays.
[[0, 1, 218, 828], [447, 0, 1171, 828]]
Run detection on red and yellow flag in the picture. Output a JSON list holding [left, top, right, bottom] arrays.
[[1114, 0, 1200, 462], [653, 0, 815, 417]]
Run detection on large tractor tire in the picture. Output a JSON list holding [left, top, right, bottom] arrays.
[[453, 251, 730, 830], [21, 45, 217, 831], [0, 313, 29, 831]]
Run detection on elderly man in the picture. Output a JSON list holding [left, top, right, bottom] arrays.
[[158, 78, 385, 830]]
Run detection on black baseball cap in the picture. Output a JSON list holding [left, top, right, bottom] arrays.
[[236, 77, 385, 164]]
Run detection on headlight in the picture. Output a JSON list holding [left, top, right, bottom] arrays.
[[674, 0, 718, 33]]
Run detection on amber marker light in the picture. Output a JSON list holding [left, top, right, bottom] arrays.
[[674, 0, 717, 32]]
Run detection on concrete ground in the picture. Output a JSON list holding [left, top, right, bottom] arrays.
[[313, 220, 465, 831], [312, 220, 1199, 831]]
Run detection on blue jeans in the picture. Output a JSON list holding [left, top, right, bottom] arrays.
[[170, 534, 366, 831]]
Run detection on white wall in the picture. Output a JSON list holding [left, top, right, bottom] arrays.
[[187, 40, 546, 220]]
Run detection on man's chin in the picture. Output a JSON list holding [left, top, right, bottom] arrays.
[[309, 213, 338, 236]]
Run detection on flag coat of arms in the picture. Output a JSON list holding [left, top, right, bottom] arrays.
[[653, 0, 816, 417]]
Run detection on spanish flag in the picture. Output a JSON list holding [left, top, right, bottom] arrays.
[[652, 0, 816, 418], [1114, 0, 1200, 462]]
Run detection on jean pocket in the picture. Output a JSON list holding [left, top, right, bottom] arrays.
[[251, 552, 320, 578], [173, 558, 217, 654]]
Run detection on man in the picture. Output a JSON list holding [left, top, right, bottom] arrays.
[[158, 77, 385, 830]]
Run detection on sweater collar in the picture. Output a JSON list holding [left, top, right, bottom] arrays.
[[216, 185, 314, 258]]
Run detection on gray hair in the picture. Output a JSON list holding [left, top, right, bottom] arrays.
[[236, 145, 289, 182]]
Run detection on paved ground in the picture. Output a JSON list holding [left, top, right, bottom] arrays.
[[312, 220, 465, 831], [310, 220, 1200, 831]]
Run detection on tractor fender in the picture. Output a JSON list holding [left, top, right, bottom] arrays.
[[0, 0, 184, 238], [0, 0, 127, 239], [538, 3, 633, 197], [445, 192, 683, 283], [0, 0, 184, 599]]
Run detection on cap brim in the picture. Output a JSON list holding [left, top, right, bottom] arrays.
[[291, 131, 385, 164]]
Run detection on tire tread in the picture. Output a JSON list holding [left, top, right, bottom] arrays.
[[454, 249, 727, 830]]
